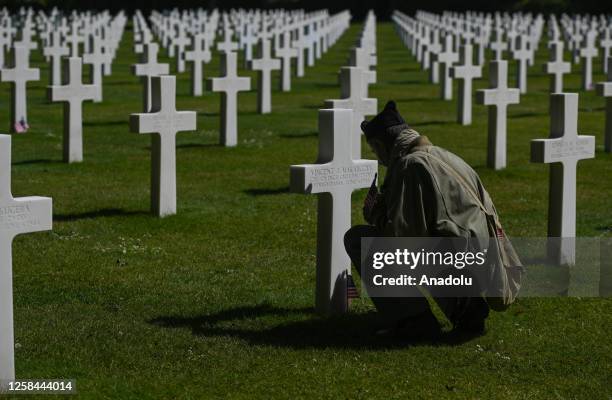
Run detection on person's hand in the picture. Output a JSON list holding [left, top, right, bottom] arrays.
[[363, 175, 378, 223]]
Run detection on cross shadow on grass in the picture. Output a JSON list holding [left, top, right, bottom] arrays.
[[243, 186, 290, 196], [55, 208, 149, 222], [279, 131, 317, 139], [411, 120, 455, 127], [199, 111, 219, 117], [509, 112, 548, 119], [149, 304, 481, 350], [84, 119, 128, 127], [106, 80, 139, 86], [394, 97, 441, 103], [13, 158, 62, 165], [176, 142, 220, 149], [386, 80, 425, 85], [311, 82, 339, 89], [301, 103, 326, 110]]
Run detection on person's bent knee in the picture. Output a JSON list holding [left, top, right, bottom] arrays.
[[345, 225, 381, 250], [344, 225, 361, 252]]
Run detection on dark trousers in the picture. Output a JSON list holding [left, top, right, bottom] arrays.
[[344, 225, 475, 324]]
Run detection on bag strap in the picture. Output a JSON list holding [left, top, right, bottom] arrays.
[[418, 151, 493, 218]]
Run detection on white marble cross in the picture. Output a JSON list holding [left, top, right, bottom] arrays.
[[241, 25, 258, 68], [293, 24, 307, 78], [173, 26, 190, 73], [349, 46, 377, 91], [451, 43, 482, 125], [67, 20, 82, 57], [275, 30, 298, 92], [14, 24, 37, 55], [290, 108, 377, 314], [596, 57, 612, 153], [100, 33, 114, 76], [325, 66, 377, 158], [490, 29, 507, 61], [601, 28, 612, 74], [43, 31, 69, 86], [530, 93, 595, 265], [0, 134, 52, 382], [185, 33, 211, 96], [0, 46, 39, 133], [207, 51, 251, 147], [48, 57, 98, 163], [83, 35, 106, 102], [568, 29, 582, 64], [436, 34, 458, 100], [250, 38, 281, 114], [579, 30, 598, 91], [545, 41, 571, 93], [476, 60, 521, 170], [129, 75, 196, 217], [419, 26, 431, 70], [427, 30, 442, 84], [473, 26, 488, 66], [132, 42, 169, 112], [512, 35, 531, 94], [217, 27, 238, 54], [305, 22, 316, 67], [507, 29, 519, 52]]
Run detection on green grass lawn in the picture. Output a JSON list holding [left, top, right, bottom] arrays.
[[2, 21, 611, 399]]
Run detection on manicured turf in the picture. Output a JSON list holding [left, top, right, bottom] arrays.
[[2, 21, 611, 399]]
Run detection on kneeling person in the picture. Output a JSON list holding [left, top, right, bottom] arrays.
[[345, 101, 508, 337]]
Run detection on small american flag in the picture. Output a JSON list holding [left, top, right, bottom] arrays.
[[347, 274, 359, 299], [14, 118, 29, 134]]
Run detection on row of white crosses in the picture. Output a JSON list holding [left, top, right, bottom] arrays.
[[290, 12, 379, 314], [0, 9, 125, 134], [396, 11, 607, 271], [128, 8, 352, 217], [0, 11, 187, 381], [327, 11, 378, 159], [393, 10, 521, 169], [543, 18, 612, 262], [394, 10, 612, 171], [132, 9, 351, 148], [548, 14, 612, 91], [398, 10, 612, 100]]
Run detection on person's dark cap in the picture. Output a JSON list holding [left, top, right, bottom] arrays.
[[361, 100, 406, 140]]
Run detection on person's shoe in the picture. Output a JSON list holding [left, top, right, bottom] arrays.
[[454, 297, 489, 335]]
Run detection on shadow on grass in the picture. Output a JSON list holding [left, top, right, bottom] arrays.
[[394, 97, 440, 103], [13, 158, 61, 165], [395, 67, 422, 73], [509, 112, 547, 119], [243, 186, 290, 196], [279, 131, 317, 139], [106, 80, 139, 86], [199, 110, 260, 117], [176, 142, 220, 149], [199, 111, 219, 117], [149, 304, 481, 349], [311, 82, 339, 89], [84, 119, 128, 127], [55, 208, 148, 222], [411, 120, 455, 127], [301, 103, 325, 110], [386, 80, 425, 85]]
